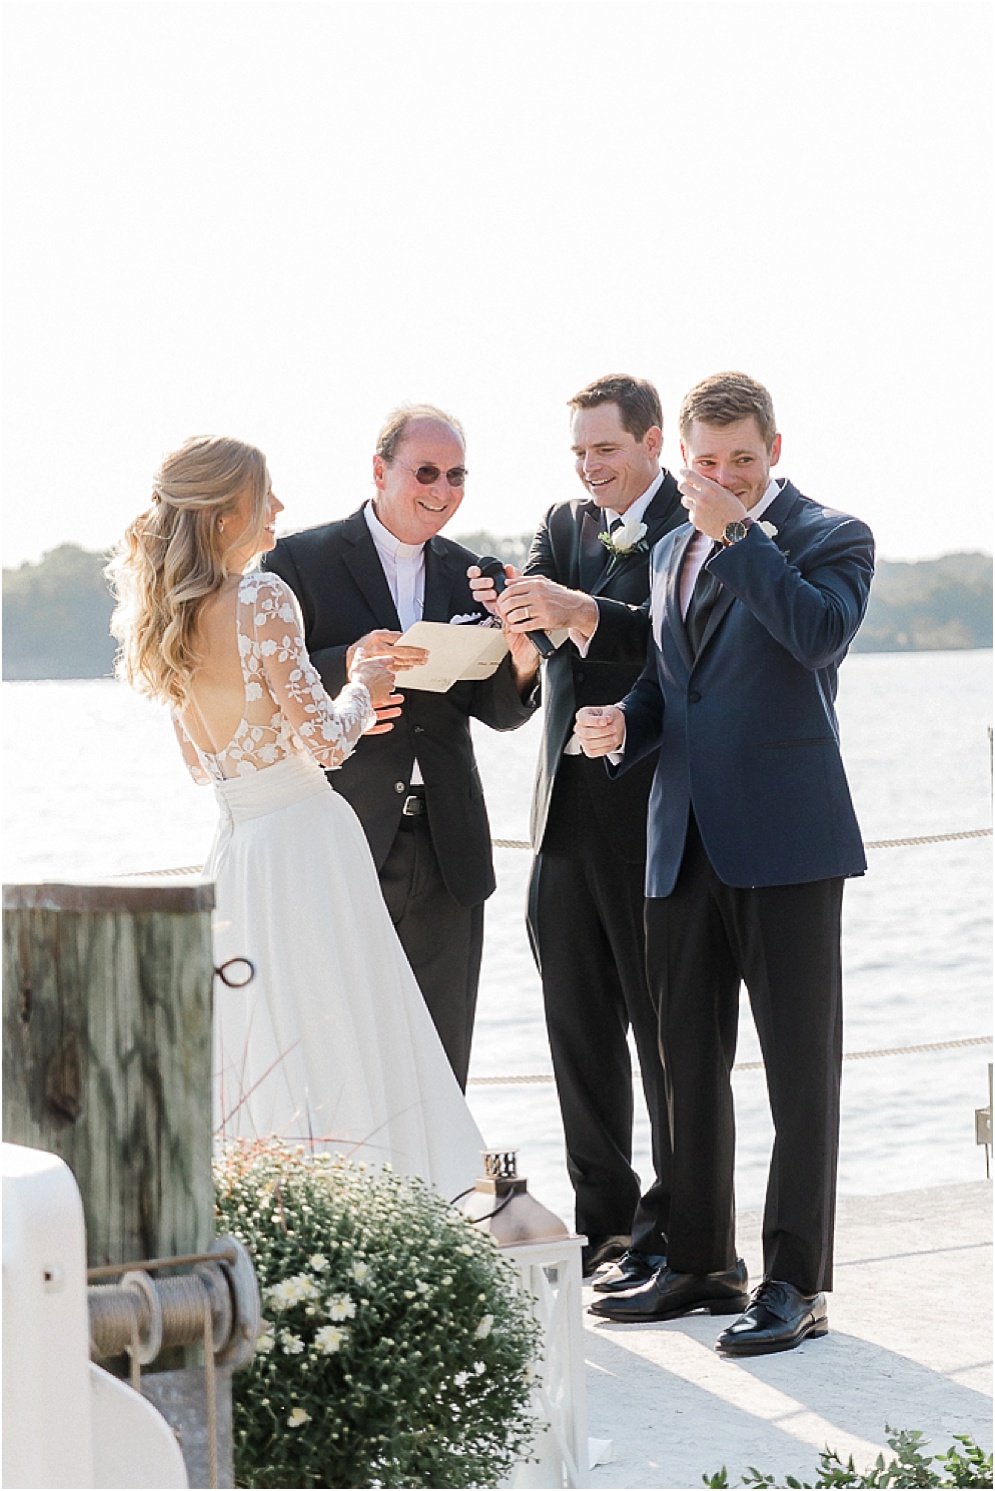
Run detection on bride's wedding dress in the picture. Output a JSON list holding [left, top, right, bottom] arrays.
[[174, 571, 484, 1200]]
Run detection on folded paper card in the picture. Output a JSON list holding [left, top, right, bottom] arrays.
[[396, 620, 509, 692]]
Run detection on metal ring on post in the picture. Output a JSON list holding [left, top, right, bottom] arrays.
[[215, 957, 255, 988]]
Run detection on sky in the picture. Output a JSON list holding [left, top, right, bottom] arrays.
[[2, 1, 992, 568]]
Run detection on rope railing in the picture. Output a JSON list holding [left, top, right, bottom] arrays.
[[109, 828, 992, 1090], [120, 824, 992, 879], [466, 1034, 994, 1087]]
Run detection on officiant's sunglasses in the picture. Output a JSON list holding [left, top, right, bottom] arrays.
[[395, 462, 468, 488]]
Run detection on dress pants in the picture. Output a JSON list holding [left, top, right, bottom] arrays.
[[379, 805, 484, 1093], [644, 814, 844, 1294], [528, 755, 672, 1253]]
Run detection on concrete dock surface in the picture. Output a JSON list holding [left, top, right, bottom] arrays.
[[582, 1181, 992, 1490]]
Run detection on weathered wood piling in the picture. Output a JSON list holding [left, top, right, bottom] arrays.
[[2, 879, 217, 1267]]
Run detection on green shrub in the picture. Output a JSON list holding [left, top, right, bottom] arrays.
[[215, 1144, 542, 1488], [704, 1425, 994, 1488]]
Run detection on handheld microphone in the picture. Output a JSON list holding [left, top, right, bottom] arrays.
[[476, 555, 557, 658]]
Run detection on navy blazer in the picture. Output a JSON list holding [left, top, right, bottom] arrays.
[[616, 480, 875, 894], [263, 508, 534, 906]]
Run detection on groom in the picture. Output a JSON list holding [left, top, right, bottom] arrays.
[[264, 404, 537, 1089], [577, 371, 874, 1353]]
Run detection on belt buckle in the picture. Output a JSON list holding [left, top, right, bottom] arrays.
[[401, 793, 425, 818]]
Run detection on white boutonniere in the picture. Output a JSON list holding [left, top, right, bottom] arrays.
[[758, 520, 778, 540], [598, 514, 649, 563], [449, 612, 486, 625]]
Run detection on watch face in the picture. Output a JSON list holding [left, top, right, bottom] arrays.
[[724, 520, 748, 544]]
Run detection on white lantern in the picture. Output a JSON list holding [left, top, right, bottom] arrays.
[[461, 1150, 589, 1489]]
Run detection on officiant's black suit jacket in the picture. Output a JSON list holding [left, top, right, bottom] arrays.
[[263, 507, 534, 908], [526, 471, 685, 856]]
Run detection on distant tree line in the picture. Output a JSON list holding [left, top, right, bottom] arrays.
[[2, 538, 992, 681]]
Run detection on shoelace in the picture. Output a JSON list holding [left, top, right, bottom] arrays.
[[750, 1279, 794, 1320]]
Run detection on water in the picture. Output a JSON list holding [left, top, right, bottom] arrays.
[[3, 651, 992, 1225]]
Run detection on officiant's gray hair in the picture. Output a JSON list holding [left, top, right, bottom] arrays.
[[375, 404, 466, 463]]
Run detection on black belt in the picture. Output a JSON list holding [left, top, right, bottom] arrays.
[[400, 789, 427, 818]]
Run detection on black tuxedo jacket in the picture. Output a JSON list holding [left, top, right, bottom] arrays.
[[263, 507, 534, 907], [525, 471, 684, 859]]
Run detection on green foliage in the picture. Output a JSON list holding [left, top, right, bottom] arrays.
[[854, 552, 993, 652], [2, 543, 116, 679], [2, 541, 991, 679], [215, 1144, 542, 1489], [704, 1426, 994, 1488], [451, 530, 534, 568]]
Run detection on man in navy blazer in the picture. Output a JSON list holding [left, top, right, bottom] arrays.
[[577, 372, 874, 1355]]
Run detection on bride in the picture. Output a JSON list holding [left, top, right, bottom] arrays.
[[108, 435, 484, 1199]]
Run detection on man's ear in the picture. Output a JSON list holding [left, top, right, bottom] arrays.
[[372, 454, 386, 491], [769, 433, 782, 467], [679, 440, 688, 466], [644, 425, 663, 460]]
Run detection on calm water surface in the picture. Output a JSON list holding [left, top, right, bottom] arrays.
[[3, 650, 992, 1222]]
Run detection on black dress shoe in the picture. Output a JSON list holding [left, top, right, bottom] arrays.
[[715, 1278, 828, 1356], [581, 1234, 630, 1279], [589, 1258, 749, 1321], [592, 1249, 668, 1294]]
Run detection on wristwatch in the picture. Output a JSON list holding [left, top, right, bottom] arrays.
[[722, 516, 754, 547]]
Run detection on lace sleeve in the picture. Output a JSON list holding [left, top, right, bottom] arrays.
[[172, 714, 213, 786], [243, 573, 376, 770]]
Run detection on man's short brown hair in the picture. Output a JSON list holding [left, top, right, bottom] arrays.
[[375, 403, 466, 463], [568, 375, 663, 443], [678, 372, 777, 451]]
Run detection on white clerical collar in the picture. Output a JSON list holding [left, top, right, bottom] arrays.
[[365, 500, 424, 562], [602, 469, 664, 531], [747, 477, 782, 522]]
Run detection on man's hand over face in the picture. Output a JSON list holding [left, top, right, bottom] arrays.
[[574, 705, 625, 757], [678, 469, 747, 542]]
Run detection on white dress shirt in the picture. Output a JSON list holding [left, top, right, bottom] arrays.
[[609, 476, 783, 762], [365, 500, 425, 783], [678, 477, 781, 617], [563, 471, 666, 755]]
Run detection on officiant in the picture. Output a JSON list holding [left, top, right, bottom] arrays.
[[264, 404, 537, 1088]]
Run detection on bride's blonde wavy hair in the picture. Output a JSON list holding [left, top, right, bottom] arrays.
[[107, 435, 270, 708]]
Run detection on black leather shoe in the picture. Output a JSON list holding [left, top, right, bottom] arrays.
[[581, 1234, 630, 1279], [715, 1278, 828, 1356], [589, 1258, 749, 1321], [592, 1249, 668, 1294]]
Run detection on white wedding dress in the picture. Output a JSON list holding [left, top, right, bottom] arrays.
[[173, 571, 484, 1201]]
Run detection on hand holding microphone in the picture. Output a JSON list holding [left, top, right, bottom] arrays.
[[471, 556, 557, 658], [469, 558, 600, 658]]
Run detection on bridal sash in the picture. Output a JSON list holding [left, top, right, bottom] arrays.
[[212, 753, 331, 823]]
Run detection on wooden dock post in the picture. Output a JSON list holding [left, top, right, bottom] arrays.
[[2, 879, 216, 1268]]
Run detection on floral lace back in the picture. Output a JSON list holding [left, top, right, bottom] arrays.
[[175, 571, 373, 785]]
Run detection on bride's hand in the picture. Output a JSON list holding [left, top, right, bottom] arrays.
[[350, 652, 397, 706], [350, 651, 404, 735]]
